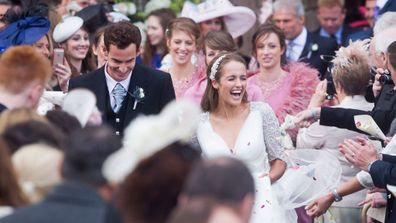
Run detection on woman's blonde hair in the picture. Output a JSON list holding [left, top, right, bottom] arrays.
[[331, 40, 371, 96]]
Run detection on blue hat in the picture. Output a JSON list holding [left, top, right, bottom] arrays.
[[0, 16, 50, 50]]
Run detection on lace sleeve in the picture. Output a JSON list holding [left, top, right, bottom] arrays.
[[254, 102, 287, 162]]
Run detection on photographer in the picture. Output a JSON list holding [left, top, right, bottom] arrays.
[[296, 28, 396, 135]]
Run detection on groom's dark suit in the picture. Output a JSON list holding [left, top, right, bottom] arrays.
[[69, 64, 175, 136]]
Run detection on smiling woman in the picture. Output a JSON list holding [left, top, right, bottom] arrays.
[[139, 8, 176, 69], [53, 16, 95, 78], [161, 17, 205, 99], [197, 52, 291, 223]]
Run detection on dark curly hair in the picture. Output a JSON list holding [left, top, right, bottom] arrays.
[[104, 21, 142, 51]]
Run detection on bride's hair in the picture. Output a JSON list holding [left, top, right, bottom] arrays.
[[201, 53, 248, 112]]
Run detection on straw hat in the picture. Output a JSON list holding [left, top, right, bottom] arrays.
[[180, 0, 256, 38]]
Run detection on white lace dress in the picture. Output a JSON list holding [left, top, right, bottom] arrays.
[[196, 102, 290, 223]]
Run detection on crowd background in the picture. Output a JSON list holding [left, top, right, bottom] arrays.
[[0, 0, 396, 223]]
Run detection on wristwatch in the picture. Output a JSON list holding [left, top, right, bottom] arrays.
[[332, 189, 343, 202]]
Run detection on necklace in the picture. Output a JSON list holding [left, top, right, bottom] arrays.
[[256, 73, 286, 100]]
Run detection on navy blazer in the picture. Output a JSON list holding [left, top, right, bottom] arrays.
[[69, 64, 175, 131], [298, 32, 338, 76], [314, 25, 360, 47], [380, 0, 396, 15], [320, 84, 396, 135], [370, 155, 396, 223], [0, 181, 121, 223]]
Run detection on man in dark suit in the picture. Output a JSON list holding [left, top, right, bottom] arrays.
[[315, 0, 360, 47], [272, 0, 338, 77], [69, 21, 175, 136], [0, 46, 52, 114], [0, 126, 122, 223]]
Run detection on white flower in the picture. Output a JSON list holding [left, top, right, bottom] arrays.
[[113, 2, 136, 16], [144, 0, 171, 15], [132, 87, 145, 110], [139, 88, 145, 99], [311, 43, 319, 52]]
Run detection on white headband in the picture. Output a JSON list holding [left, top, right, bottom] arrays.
[[209, 54, 227, 80]]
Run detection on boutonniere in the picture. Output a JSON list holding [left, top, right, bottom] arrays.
[[132, 86, 145, 110], [311, 43, 319, 52], [307, 43, 319, 59]]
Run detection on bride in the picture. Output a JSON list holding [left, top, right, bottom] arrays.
[[194, 52, 292, 223]]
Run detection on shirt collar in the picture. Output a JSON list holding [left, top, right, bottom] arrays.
[[319, 26, 343, 44], [339, 95, 366, 106], [104, 62, 132, 92], [287, 27, 307, 47]]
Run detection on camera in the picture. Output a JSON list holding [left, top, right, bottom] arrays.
[[319, 55, 336, 100], [319, 65, 336, 100], [370, 66, 394, 85], [379, 71, 393, 84]]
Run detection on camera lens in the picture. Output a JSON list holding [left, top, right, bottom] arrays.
[[379, 73, 392, 84]]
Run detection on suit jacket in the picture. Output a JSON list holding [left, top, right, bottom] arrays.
[[0, 103, 7, 113], [369, 155, 396, 223], [348, 28, 373, 42], [320, 84, 396, 135], [380, 0, 396, 15], [298, 32, 338, 76], [0, 181, 121, 223], [69, 64, 175, 135]]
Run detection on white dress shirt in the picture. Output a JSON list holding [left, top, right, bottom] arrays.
[[104, 63, 132, 109], [286, 27, 307, 62]]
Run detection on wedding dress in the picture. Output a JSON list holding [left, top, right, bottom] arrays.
[[196, 102, 292, 223]]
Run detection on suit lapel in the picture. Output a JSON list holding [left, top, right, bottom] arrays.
[[124, 65, 149, 128], [95, 67, 108, 113], [299, 33, 312, 60]]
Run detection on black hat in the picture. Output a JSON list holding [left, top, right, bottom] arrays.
[[75, 4, 109, 34]]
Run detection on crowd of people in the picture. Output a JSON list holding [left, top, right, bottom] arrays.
[[1, 0, 396, 223]]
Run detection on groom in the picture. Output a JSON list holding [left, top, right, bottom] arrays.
[[69, 21, 175, 136]]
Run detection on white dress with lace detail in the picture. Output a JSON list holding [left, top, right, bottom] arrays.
[[196, 102, 289, 223]]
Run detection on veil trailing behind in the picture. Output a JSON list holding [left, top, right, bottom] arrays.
[[274, 149, 342, 210]]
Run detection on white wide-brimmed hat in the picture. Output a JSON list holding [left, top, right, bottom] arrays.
[[53, 16, 83, 43], [180, 0, 256, 38]]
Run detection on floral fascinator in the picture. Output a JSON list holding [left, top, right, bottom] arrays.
[[102, 99, 201, 183]]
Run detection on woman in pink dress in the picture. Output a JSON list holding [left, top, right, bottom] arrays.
[[161, 17, 205, 99], [247, 23, 319, 140]]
